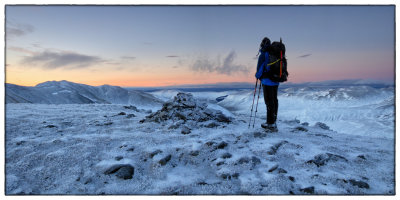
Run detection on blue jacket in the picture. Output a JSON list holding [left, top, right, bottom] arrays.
[[255, 50, 279, 86]]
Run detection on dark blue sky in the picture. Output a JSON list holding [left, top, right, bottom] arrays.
[[6, 5, 395, 86]]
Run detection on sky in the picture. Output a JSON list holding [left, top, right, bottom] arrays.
[[5, 5, 395, 87]]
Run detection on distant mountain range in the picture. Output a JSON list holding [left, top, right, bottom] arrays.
[[5, 79, 393, 104], [127, 79, 394, 91], [5, 80, 163, 105]]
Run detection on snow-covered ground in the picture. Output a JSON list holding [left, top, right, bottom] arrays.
[[5, 85, 395, 195]]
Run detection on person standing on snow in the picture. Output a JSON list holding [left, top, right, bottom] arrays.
[[255, 37, 279, 131]]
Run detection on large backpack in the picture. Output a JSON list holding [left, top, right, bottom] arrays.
[[263, 38, 289, 82]]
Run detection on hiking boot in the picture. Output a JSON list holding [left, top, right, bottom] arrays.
[[261, 123, 269, 129], [261, 123, 278, 132]]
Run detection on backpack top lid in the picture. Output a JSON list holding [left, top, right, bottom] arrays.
[[266, 38, 286, 58]]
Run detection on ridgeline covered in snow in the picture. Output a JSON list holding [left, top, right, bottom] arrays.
[[5, 80, 162, 107], [5, 91, 394, 195]]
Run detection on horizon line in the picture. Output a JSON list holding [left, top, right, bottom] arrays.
[[5, 78, 394, 88]]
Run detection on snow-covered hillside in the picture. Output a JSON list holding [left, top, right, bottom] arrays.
[[215, 85, 394, 139], [6, 80, 162, 108], [5, 87, 395, 195]]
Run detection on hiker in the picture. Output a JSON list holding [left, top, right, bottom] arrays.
[[255, 37, 279, 131]]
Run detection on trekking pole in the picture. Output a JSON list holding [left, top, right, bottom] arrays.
[[248, 79, 258, 128], [253, 81, 262, 128]]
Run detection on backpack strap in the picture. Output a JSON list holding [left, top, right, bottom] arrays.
[[265, 52, 281, 66], [279, 51, 283, 77], [267, 59, 281, 66]]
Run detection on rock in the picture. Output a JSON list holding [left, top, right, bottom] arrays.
[[237, 156, 260, 166], [268, 165, 279, 172], [221, 173, 231, 180], [115, 165, 134, 179], [300, 186, 315, 194], [205, 122, 220, 128], [216, 113, 231, 123], [126, 114, 136, 118], [285, 119, 300, 124], [238, 157, 251, 164], [293, 126, 308, 132], [288, 176, 295, 182], [254, 131, 267, 138], [117, 112, 126, 116], [337, 178, 348, 183], [140, 92, 233, 128], [267, 141, 288, 155], [216, 141, 228, 149], [181, 126, 191, 135], [150, 150, 162, 158], [301, 122, 309, 126], [16, 141, 26, 145], [220, 172, 239, 180], [251, 156, 261, 165], [315, 122, 330, 130], [306, 153, 348, 167], [84, 177, 93, 184], [159, 155, 172, 166], [203, 108, 214, 116], [349, 179, 370, 189], [216, 95, 228, 102], [278, 168, 287, 174], [205, 141, 215, 147], [115, 156, 123, 161], [221, 152, 232, 159], [124, 105, 140, 112], [104, 164, 128, 174], [216, 161, 225, 166], [104, 164, 134, 179], [314, 134, 333, 139], [190, 150, 199, 156], [357, 155, 366, 160], [175, 112, 187, 121], [168, 124, 179, 129], [126, 147, 135, 152], [103, 122, 113, 126], [197, 181, 208, 185]]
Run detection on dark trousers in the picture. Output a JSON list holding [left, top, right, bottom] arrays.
[[262, 85, 279, 124]]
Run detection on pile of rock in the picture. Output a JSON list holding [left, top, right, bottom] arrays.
[[139, 93, 232, 130]]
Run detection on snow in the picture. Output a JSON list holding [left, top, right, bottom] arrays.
[[5, 81, 395, 195]]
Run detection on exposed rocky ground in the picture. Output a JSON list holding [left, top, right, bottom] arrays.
[[5, 93, 395, 195]]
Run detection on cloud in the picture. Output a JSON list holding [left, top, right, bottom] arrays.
[[166, 55, 180, 58], [191, 51, 249, 75], [22, 50, 104, 69], [106, 62, 121, 65], [32, 43, 42, 48], [8, 46, 36, 55], [121, 56, 136, 60], [6, 22, 34, 38], [297, 54, 312, 58]]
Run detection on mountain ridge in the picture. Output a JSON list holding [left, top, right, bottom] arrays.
[[5, 80, 162, 106]]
